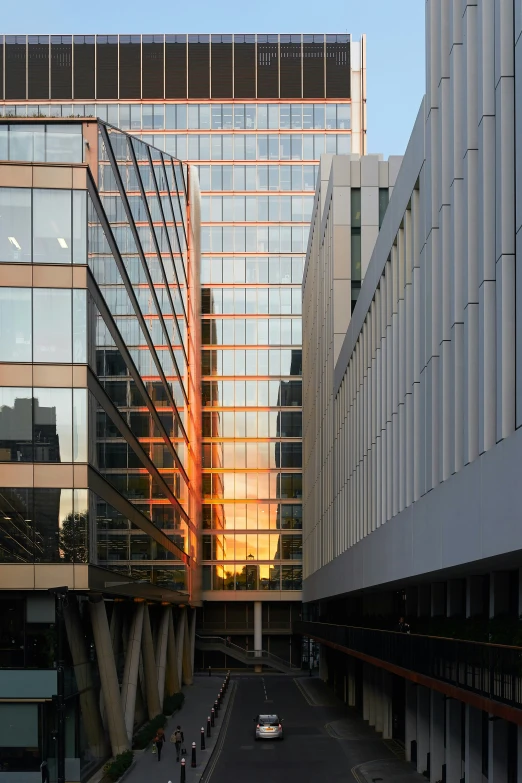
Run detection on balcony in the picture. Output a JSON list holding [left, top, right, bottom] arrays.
[[296, 620, 522, 711]]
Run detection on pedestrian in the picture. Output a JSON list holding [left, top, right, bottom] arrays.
[[226, 635, 231, 646], [40, 760, 49, 783], [154, 727, 165, 761], [208, 664, 212, 677], [396, 616, 410, 634], [172, 725, 183, 761]]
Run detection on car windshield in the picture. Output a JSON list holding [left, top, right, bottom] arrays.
[[259, 715, 279, 726]]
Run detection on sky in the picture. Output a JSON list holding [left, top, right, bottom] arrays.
[[2, 0, 426, 159]]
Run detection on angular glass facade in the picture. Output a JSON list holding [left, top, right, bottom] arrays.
[[0, 118, 201, 598]]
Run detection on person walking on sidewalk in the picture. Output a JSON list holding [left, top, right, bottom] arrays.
[[154, 728, 165, 761], [172, 725, 184, 761]]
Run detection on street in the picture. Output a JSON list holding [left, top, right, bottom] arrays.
[[203, 675, 423, 783]]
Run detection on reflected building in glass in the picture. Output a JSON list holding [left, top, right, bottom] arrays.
[[0, 117, 201, 778], [0, 32, 366, 666]]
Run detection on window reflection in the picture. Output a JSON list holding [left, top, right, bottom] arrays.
[[33, 289, 72, 363], [33, 189, 72, 264], [0, 288, 32, 362], [0, 188, 32, 263]]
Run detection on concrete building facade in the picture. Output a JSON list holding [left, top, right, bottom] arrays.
[[302, 1, 522, 780]]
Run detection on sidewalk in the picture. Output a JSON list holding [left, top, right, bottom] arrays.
[[125, 674, 234, 783]]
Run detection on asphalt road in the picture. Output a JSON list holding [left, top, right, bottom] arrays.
[[202, 675, 419, 783]]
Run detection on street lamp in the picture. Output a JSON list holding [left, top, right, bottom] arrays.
[[48, 587, 68, 783]]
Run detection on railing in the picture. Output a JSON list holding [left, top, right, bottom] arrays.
[[195, 634, 300, 671], [296, 620, 522, 708], [197, 620, 292, 631]]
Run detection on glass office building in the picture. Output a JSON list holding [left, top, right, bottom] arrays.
[[0, 117, 200, 779], [0, 33, 366, 664]]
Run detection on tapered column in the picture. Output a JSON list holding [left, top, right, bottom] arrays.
[[489, 716, 509, 782], [141, 605, 161, 719], [381, 671, 392, 740], [416, 686, 430, 775], [165, 609, 181, 696], [100, 602, 123, 728], [176, 610, 186, 687], [445, 699, 462, 783], [63, 596, 108, 759], [120, 603, 144, 742], [89, 597, 129, 755], [181, 609, 194, 686], [156, 606, 170, 706]]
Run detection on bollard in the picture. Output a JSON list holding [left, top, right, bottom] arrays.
[[201, 727, 205, 750], [180, 759, 186, 783], [191, 742, 197, 768], [207, 716, 211, 737], [208, 666, 211, 677], [211, 708, 215, 727], [214, 699, 219, 718]]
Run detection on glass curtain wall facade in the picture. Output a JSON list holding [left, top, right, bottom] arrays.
[[0, 33, 362, 662]]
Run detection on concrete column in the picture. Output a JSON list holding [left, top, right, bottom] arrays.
[[347, 660, 356, 707], [176, 609, 186, 687], [517, 724, 522, 782], [489, 717, 509, 782], [190, 608, 197, 666], [141, 604, 161, 719], [120, 603, 144, 743], [429, 690, 445, 783], [489, 571, 510, 618], [465, 705, 482, 783], [446, 579, 465, 617], [431, 582, 446, 616], [318, 644, 328, 682], [466, 575, 484, 617], [368, 668, 376, 728], [156, 606, 170, 707], [405, 681, 417, 762], [63, 596, 108, 759], [165, 609, 181, 696], [181, 609, 194, 686], [254, 601, 262, 653], [381, 671, 393, 740], [89, 598, 129, 755], [416, 686, 430, 775], [362, 665, 370, 723], [100, 602, 123, 728], [445, 699, 462, 783]]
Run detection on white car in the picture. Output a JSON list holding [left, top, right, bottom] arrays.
[[254, 714, 283, 740]]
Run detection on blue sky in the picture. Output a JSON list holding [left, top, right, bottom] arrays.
[[2, 0, 425, 159]]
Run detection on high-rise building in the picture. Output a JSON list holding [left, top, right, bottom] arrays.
[[301, 2, 522, 779], [0, 117, 200, 778], [0, 33, 367, 666]]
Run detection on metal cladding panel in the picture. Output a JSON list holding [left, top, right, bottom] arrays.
[[233, 41, 255, 98], [51, 42, 72, 99], [0, 41, 3, 100], [73, 40, 95, 99], [257, 41, 279, 99], [5, 39, 27, 100], [211, 43, 232, 99], [280, 42, 302, 99], [96, 41, 118, 99], [326, 41, 351, 98], [165, 41, 187, 98], [142, 42, 164, 99], [303, 41, 325, 98], [28, 41, 49, 100], [119, 42, 141, 99], [188, 42, 210, 98]]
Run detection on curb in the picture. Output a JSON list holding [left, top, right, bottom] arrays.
[[193, 680, 237, 782]]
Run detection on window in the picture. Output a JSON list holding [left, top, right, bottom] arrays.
[[0, 288, 32, 362], [379, 187, 389, 228], [33, 288, 72, 362], [0, 388, 33, 462], [0, 188, 31, 263], [33, 189, 72, 264]]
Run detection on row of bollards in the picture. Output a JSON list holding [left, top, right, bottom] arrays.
[[176, 671, 231, 781]]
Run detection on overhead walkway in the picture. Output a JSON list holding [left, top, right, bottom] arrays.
[[195, 634, 301, 674]]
